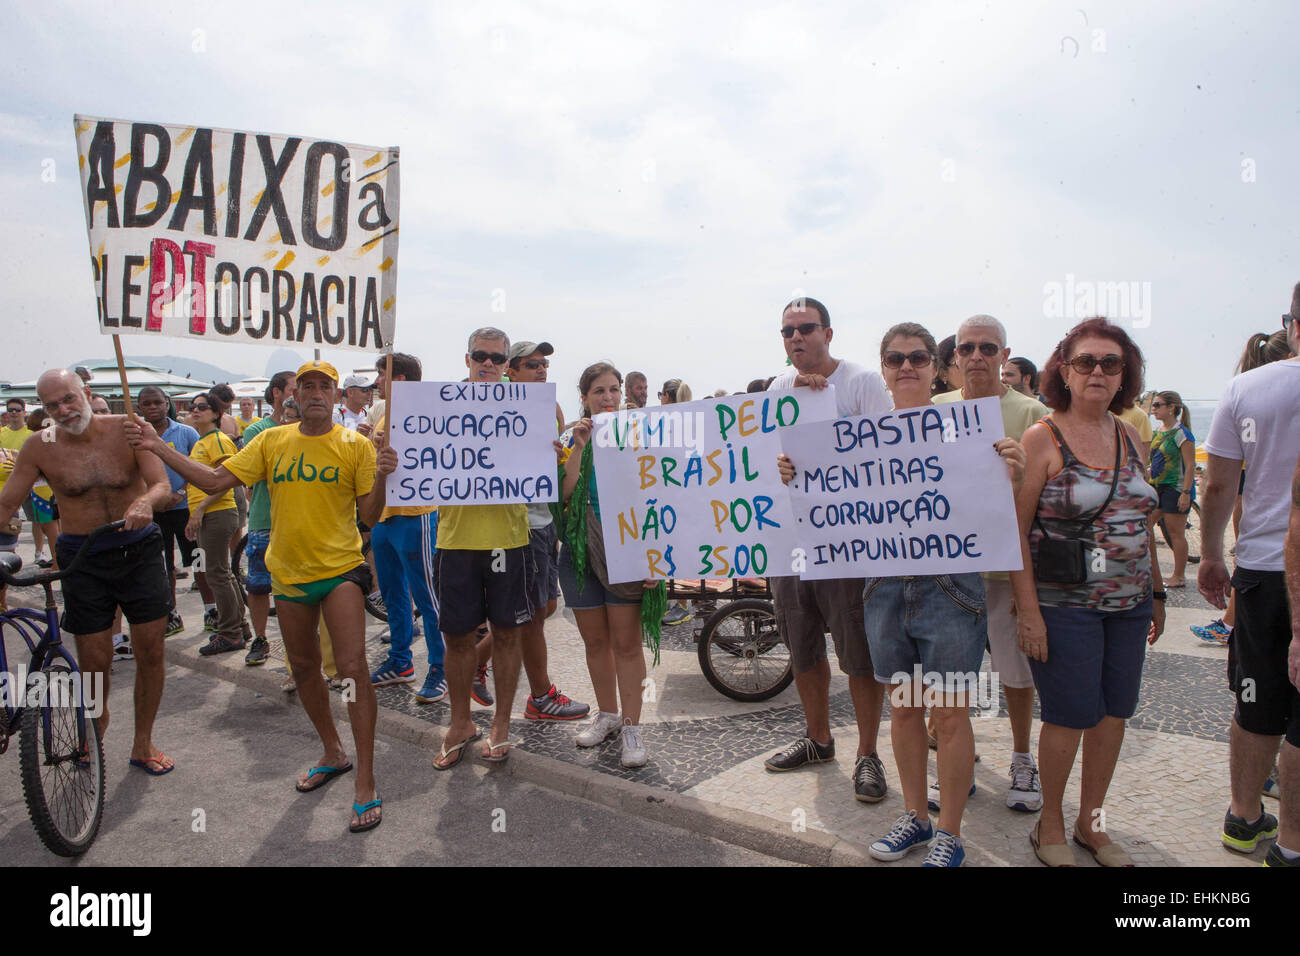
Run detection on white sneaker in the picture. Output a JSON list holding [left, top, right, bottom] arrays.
[[620, 723, 648, 767], [927, 774, 976, 811], [1006, 755, 1042, 812], [112, 633, 133, 661], [576, 711, 621, 748]]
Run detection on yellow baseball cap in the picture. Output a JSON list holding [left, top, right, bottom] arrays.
[[296, 360, 340, 383]]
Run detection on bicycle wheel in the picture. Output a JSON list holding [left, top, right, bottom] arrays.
[[697, 598, 792, 702], [19, 663, 105, 856]]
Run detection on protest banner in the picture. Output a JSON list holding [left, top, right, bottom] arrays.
[[781, 396, 1022, 579], [385, 381, 559, 506], [593, 389, 836, 584], [74, 115, 399, 353]]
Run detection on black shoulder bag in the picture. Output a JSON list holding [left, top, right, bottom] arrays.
[[1031, 420, 1122, 586]]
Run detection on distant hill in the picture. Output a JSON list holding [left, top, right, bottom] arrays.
[[74, 356, 250, 384]]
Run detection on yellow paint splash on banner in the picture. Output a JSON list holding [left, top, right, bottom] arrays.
[[263, 250, 279, 261], [114, 154, 131, 170], [176, 127, 195, 145], [359, 227, 396, 252], [378, 257, 393, 272], [251, 190, 264, 206], [322, 180, 335, 197], [133, 258, 150, 276], [75, 120, 91, 134], [274, 251, 295, 270], [78, 155, 85, 170], [382, 297, 394, 311], [114, 184, 123, 195], [317, 256, 331, 266], [363, 152, 383, 168]]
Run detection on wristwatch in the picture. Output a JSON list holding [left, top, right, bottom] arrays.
[[1152, 590, 1167, 601]]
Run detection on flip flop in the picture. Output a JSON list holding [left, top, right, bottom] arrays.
[[295, 762, 354, 793], [128, 753, 175, 776], [481, 735, 512, 763], [350, 797, 382, 834], [434, 728, 482, 771]]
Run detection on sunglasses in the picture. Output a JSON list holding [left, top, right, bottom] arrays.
[[883, 350, 934, 369], [1068, 353, 1124, 375], [521, 359, 549, 370], [1284, 314, 1294, 331], [780, 322, 824, 338], [956, 341, 1002, 357], [1150, 400, 1166, 409], [470, 350, 508, 365], [191, 403, 212, 412]]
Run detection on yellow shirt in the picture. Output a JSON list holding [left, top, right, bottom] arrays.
[[235, 415, 258, 434], [0, 426, 32, 452], [436, 503, 529, 550], [223, 424, 377, 584], [373, 413, 438, 523], [1118, 404, 1153, 445], [187, 431, 239, 513]]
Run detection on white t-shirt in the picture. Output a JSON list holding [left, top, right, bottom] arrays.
[[1202, 359, 1300, 571], [767, 359, 892, 418], [333, 405, 367, 430]]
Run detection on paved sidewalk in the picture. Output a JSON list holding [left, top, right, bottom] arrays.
[[3, 534, 1271, 866]]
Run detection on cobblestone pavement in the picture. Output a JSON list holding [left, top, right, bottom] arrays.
[[3, 533, 1273, 866]]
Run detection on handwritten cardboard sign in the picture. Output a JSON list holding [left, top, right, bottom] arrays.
[[385, 381, 558, 505], [74, 114, 399, 350], [781, 396, 1022, 578], [594, 389, 836, 584]]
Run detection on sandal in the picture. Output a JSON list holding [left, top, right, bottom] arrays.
[[434, 729, 482, 771], [295, 762, 353, 793], [481, 735, 512, 763], [1031, 821, 1077, 867], [128, 752, 175, 776], [350, 797, 382, 833]]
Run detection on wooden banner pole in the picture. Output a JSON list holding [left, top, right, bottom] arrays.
[[382, 352, 393, 447], [112, 334, 134, 417]]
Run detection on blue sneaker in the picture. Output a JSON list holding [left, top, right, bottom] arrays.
[[1191, 619, 1231, 645], [922, 830, 965, 867], [370, 660, 415, 686], [869, 811, 934, 862], [415, 670, 448, 703]]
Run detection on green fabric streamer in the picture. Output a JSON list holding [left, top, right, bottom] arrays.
[[562, 441, 594, 591], [640, 582, 666, 666]]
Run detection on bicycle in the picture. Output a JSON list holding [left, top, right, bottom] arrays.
[[0, 521, 120, 856]]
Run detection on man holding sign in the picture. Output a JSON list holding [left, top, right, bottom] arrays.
[[129, 361, 395, 833], [765, 297, 894, 805]]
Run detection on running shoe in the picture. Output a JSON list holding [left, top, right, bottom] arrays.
[[199, 634, 246, 656], [1191, 619, 1232, 645], [1007, 755, 1043, 812], [576, 711, 621, 747], [202, 607, 218, 631], [661, 605, 691, 626], [370, 661, 415, 686], [853, 753, 888, 802], [869, 811, 934, 862], [525, 685, 590, 720], [244, 635, 270, 666], [620, 724, 648, 767], [415, 670, 448, 703], [164, 610, 185, 637], [765, 735, 835, 771], [927, 776, 977, 812], [1263, 844, 1298, 867], [112, 634, 133, 661], [1222, 803, 1278, 853], [922, 830, 966, 867], [471, 663, 494, 706]]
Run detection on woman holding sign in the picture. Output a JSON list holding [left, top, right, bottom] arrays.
[[862, 323, 1026, 867], [560, 363, 663, 768], [1011, 318, 1162, 867]]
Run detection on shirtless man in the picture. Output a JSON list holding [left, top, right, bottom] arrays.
[[0, 369, 174, 773]]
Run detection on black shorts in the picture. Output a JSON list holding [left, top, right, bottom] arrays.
[[153, 508, 197, 574], [56, 526, 171, 636], [1229, 567, 1300, 747], [433, 546, 534, 636], [1156, 485, 1191, 515], [528, 524, 560, 612]]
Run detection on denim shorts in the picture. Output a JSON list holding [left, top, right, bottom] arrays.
[[558, 542, 640, 609], [863, 573, 987, 692], [1029, 597, 1152, 730], [244, 529, 271, 595]]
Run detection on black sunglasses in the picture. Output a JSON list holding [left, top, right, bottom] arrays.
[[1068, 353, 1124, 375], [883, 350, 934, 369], [470, 350, 508, 365], [780, 322, 825, 338], [956, 342, 1002, 357], [191, 403, 212, 411], [1284, 313, 1294, 331], [521, 359, 549, 370]]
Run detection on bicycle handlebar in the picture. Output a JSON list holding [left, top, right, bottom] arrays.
[[0, 520, 127, 588]]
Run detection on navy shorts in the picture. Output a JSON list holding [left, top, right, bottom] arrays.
[[1029, 598, 1152, 729], [528, 523, 560, 612], [1156, 485, 1191, 515]]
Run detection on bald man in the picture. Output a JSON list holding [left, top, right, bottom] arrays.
[[0, 369, 175, 773]]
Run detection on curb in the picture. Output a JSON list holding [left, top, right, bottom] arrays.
[[162, 638, 870, 866]]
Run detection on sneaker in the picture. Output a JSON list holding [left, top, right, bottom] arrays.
[[1191, 619, 1232, 645], [525, 685, 591, 720], [620, 724, 648, 767], [368, 591, 386, 616], [1263, 765, 1280, 801], [853, 753, 888, 803], [922, 829, 966, 867], [370, 660, 416, 686], [661, 605, 691, 626], [1222, 803, 1279, 853], [576, 711, 622, 747], [1263, 844, 1299, 867], [112, 634, 133, 661], [202, 608, 218, 631], [280, 673, 297, 693], [244, 635, 270, 666], [198, 634, 246, 656], [415, 670, 448, 703], [471, 663, 494, 706], [1007, 755, 1043, 812], [764, 735, 835, 772], [869, 810, 934, 861], [927, 776, 977, 812], [164, 611, 185, 637]]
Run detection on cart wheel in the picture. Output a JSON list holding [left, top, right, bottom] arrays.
[[697, 598, 792, 702]]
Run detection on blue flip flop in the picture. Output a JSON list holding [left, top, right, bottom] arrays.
[[128, 753, 175, 775], [350, 797, 382, 833], [296, 762, 354, 793]]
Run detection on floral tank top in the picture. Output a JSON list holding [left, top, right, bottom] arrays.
[[1028, 415, 1158, 611]]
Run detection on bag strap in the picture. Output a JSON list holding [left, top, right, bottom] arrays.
[[1033, 418, 1123, 541]]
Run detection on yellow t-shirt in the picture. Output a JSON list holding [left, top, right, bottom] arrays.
[[436, 504, 529, 550], [1118, 404, 1153, 445], [187, 431, 239, 513], [373, 413, 438, 523], [223, 424, 377, 584], [0, 426, 32, 452], [235, 415, 258, 434]]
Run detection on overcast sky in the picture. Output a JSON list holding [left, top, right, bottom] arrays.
[[2, 0, 1298, 417]]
